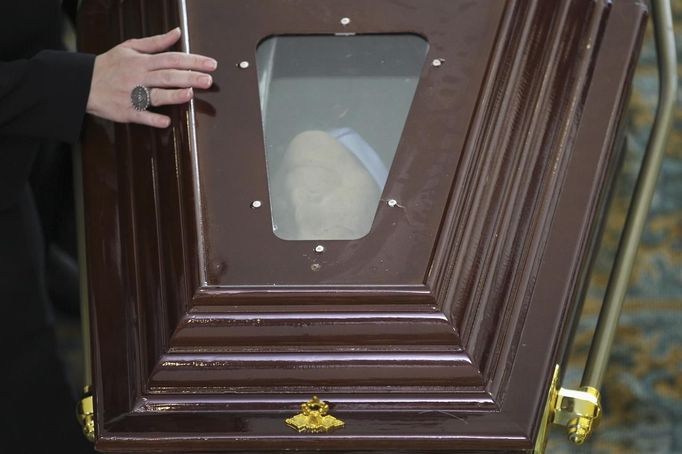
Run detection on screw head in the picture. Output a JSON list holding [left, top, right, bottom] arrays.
[[251, 200, 262, 209], [432, 58, 443, 67], [340, 17, 351, 26], [315, 245, 325, 254], [387, 199, 398, 208], [238, 61, 250, 69]]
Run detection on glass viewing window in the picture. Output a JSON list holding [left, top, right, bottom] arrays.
[[256, 34, 429, 240]]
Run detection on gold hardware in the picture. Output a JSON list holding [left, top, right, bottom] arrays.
[[554, 385, 601, 445], [76, 385, 95, 442], [285, 396, 345, 433], [534, 366, 602, 453]]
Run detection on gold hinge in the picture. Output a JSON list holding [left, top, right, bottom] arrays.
[[534, 365, 602, 454], [553, 385, 601, 445], [76, 385, 96, 442]]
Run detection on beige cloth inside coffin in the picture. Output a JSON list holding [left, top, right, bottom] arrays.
[[270, 130, 382, 240]]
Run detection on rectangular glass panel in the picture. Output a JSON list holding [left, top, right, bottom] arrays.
[[257, 34, 429, 240]]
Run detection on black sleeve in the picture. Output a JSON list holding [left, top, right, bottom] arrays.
[[0, 50, 95, 144]]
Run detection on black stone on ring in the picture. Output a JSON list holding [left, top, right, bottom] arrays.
[[131, 85, 151, 111]]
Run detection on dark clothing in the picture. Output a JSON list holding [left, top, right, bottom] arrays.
[[0, 49, 94, 142], [1, 0, 94, 209], [0, 187, 96, 454], [0, 1, 96, 453]]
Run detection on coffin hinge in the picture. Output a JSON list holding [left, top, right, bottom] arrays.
[[76, 385, 96, 442], [534, 365, 602, 453], [553, 384, 601, 445]]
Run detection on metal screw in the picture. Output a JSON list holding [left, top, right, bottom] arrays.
[[310, 263, 321, 272], [315, 245, 325, 254], [251, 200, 262, 209], [340, 17, 351, 26], [432, 58, 444, 67], [238, 61, 250, 69], [387, 199, 398, 208]]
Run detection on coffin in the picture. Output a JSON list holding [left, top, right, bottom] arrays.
[[77, 0, 647, 451]]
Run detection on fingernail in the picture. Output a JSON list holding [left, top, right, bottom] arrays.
[[187, 88, 194, 98], [204, 58, 218, 70], [200, 75, 212, 86], [161, 118, 171, 128], [173, 27, 181, 34]]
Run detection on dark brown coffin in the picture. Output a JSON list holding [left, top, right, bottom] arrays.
[[77, 0, 646, 452]]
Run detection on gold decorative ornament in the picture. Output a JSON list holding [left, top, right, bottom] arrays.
[[77, 385, 96, 442], [285, 396, 345, 433]]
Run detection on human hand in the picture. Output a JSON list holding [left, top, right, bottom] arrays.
[[86, 27, 217, 128]]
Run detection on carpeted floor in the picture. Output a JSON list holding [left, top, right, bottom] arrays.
[[53, 3, 682, 453]]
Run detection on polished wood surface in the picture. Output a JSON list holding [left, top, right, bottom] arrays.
[[78, 0, 646, 451]]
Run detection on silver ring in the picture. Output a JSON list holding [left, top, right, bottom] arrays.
[[131, 85, 151, 111]]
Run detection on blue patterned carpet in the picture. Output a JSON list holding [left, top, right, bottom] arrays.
[[547, 3, 682, 453]]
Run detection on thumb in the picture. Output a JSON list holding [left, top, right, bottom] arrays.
[[125, 27, 182, 53]]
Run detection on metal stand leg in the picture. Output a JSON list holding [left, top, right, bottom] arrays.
[[582, 0, 678, 391], [535, 3, 678, 451]]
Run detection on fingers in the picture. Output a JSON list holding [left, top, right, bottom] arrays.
[[132, 110, 172, 129], [126, 27, 182, 54], [89, 28, 218, 129], [122, 89, 189, 128], [147, 52, 218, 72], [150, 88, 194, 107], [123, 28, 218, 71], [143, 69, 213, 89]]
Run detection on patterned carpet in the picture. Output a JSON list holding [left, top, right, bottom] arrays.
[[547, 2, 682, 453], [54, 3, 682, 453]]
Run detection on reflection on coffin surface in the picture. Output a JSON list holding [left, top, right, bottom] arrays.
[[77, 0, 647, 452]]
